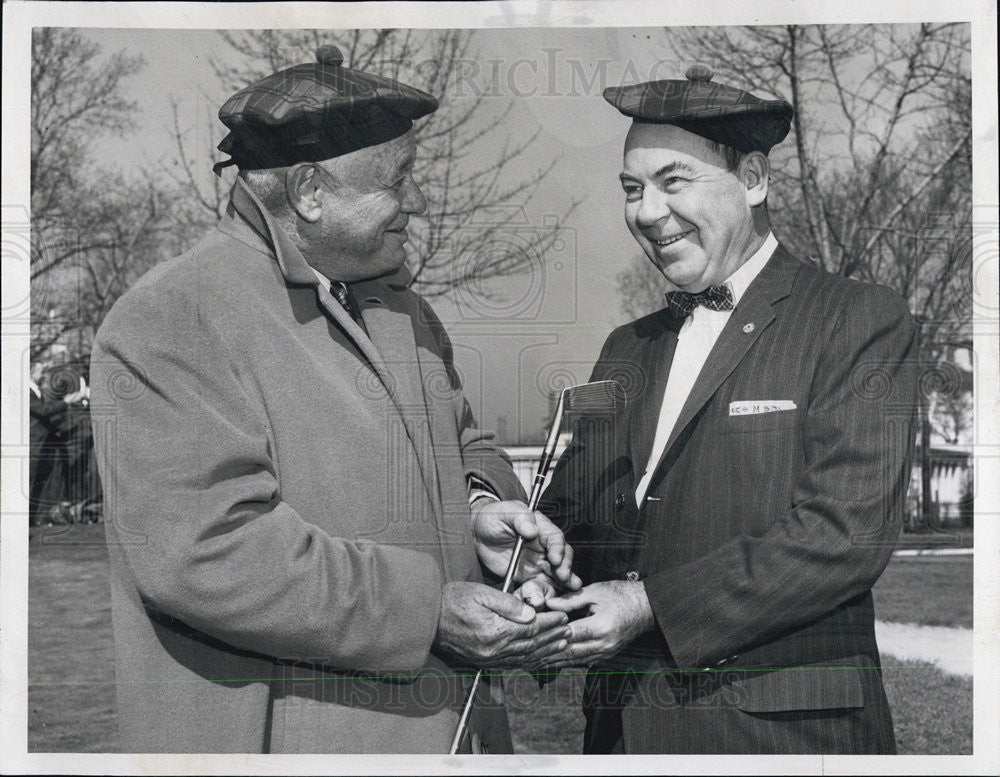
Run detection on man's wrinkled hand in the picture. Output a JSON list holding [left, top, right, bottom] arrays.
[[539, 581, 655, 668], [433, 581, 571, 669], [471, 500, 582, 591]]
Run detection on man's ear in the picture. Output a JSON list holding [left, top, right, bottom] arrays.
[[740, 152, 770, 208], [286, 164, 323, 222]]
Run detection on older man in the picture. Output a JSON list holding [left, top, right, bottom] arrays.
[[540, 66, 920, 753], [90, 46, 576, 754]]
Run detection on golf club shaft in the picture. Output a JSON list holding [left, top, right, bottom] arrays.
[[449, 398, 567, 754]]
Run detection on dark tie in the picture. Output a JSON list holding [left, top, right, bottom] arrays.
[[663, 284, 735, 318], [331, 281, 367, 333]]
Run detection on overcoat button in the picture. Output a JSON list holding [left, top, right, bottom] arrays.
[[625, 570, 640, 582], [615, 492, 626, 510]]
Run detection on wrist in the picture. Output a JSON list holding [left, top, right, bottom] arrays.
[[469, 491, 500, 530], [627, 580, 655, 636], [470, 491, 499, 511]]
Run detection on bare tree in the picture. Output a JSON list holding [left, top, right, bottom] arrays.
[[616, 255, 671, 321], [31, 29, 144, 278], [30, 29, 175, 361], [929, 363, 973, 444], [165, 29, 580, 297], [615, 23, 972, 361], [31, 174, 179, 362]]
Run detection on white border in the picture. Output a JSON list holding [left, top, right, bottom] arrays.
[[2, 1, 997, 774]]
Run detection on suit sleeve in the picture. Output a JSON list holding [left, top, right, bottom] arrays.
[[642, 284, 920, 668], [91, 284, 442, 674]]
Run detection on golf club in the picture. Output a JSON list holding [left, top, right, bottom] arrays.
[[449, 379, 626, 754]]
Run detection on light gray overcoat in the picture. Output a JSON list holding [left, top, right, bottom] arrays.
[[90, 179, 525, 753]]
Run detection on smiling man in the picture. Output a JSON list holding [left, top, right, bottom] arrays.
[[539, 66, 921, 754], [89, 46, 579, 754]]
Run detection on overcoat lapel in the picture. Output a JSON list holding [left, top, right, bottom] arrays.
[[647, 246, 800, 483], [353, 283, 444, 523], [226, 180, 444, 523]]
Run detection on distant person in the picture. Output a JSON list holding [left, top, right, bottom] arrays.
[[61, 359, 101, 518], [90, 47, 579, 754], [29, 362, 87, 525], [540, 65, 920, 754]]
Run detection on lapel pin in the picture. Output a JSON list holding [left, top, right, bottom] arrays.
[[743, 322, 755, 333]]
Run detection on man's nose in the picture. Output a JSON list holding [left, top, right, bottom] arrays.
[[402, 176, 427, 216], [635, 189, 668, 229]]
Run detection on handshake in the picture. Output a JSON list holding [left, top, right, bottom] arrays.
[[432, 500, 655, 670]]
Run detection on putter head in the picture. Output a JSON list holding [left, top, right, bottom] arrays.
[[562, 379, 627, 416]]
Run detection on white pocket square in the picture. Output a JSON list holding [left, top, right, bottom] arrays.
[[729, 400, 797, 416]]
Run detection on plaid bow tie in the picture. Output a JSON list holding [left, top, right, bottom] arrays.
[[664, 284, 735, 318]]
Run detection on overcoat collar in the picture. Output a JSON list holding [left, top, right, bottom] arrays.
[[643, 243, 801, 489], [220, 179, 445, 524]]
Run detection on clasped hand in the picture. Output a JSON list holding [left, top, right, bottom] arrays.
[[432, 500, 582, 669], [471, 499, 582, 604], [437, 502, 653, 669], [538, 580, 655, 668]]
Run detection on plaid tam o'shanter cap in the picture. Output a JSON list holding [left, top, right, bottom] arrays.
[[213, 45, 438, 173], [603, 64, 793, 154]]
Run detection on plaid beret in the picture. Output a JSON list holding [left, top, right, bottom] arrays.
[[214, 45, 438, 172], [603, 64, 793, 154]]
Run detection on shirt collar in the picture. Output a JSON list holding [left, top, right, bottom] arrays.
[[725, 231, 778, 306], [311, 268, 332, 291]]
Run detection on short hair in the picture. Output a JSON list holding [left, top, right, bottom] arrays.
[[238, 167, 289, 214], [239, 158, 350, 214], [706, 139, 745, 172]]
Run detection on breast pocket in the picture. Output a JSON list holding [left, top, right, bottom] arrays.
[[723, 408, 803, 435], [710, 407, 805, 524]]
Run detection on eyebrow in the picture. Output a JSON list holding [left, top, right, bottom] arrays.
[[620, 161, 698, 182], [373, 152, 414, 188], [391, 150, 416, 177]]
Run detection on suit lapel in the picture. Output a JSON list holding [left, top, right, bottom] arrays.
[[627, 312, 683, 476], [649, 246, 801, 481]]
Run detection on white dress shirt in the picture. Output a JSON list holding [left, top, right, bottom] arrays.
[[634, 232, 778, 506]]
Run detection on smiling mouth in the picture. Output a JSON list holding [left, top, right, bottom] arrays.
[[654, 230, 693, 247]]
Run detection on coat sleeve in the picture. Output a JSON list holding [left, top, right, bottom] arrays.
[[416, 297, 527, 503], [642, 283, 920, 668], [91, 282, 443, 674]]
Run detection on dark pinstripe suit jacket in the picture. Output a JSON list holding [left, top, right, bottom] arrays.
[[541, 244, 920, 753]]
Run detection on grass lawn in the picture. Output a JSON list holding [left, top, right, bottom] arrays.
[[28, 524, 117, 752], [27, 524, 972, 754], [880, 658, 973, 754], [872, 555, 973, 628]]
